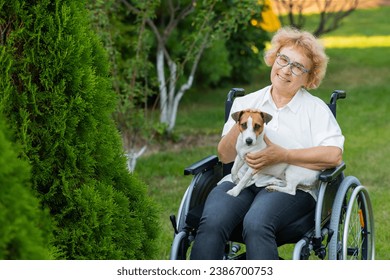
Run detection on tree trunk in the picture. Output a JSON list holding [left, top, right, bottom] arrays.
[[157, 45, 168, 124]]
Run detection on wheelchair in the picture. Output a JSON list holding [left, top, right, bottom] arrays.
[[169, 88, 375, 260]]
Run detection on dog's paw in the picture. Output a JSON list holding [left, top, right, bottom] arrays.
[[227, 188, 240, 197], [265, 186, 277, 192]]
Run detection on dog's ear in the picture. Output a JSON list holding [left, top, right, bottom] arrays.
[[260, 112, 273, 124], [231, 111, 244, 123]]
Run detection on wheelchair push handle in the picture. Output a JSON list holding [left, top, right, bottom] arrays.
[[328, 90, 346, 118], [225, 88, 245, 122], [330, 90, 346, 105]]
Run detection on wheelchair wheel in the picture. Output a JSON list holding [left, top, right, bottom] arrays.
[[328, 176, 375, 260], [170, 231, 192, 260], [170, 161, 222, 260]]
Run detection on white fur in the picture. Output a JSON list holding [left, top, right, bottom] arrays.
[[227, 114, 320, 197]]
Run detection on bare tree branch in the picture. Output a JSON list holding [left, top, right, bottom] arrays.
[[274, 0, 359, 37]]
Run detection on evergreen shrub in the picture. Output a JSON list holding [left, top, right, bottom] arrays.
[[0, 0, 159, 259]]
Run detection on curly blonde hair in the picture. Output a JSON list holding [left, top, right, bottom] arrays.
[[264, 27, 329, 89]]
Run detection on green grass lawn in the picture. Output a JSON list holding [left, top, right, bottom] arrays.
[[135, 7, 390, 259]]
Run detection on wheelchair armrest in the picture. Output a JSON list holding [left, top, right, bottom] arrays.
[[184, 155, 220, 176], [318, 161, 346, 182]]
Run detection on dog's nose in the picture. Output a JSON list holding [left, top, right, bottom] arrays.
[[245, 138, 253, 145]]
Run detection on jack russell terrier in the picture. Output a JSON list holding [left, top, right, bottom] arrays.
[[226, 109, 320, 197]]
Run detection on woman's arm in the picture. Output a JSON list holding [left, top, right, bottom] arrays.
[[245, 136, 343, 171], [217, 124, 240, 164]]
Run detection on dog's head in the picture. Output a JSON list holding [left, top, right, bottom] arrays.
[[231, 109, 273, 146]]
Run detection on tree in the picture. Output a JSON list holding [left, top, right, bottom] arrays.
[[273, 0, 359, 37], [0, 0, 159, 259], [120, 0, 263, 133]]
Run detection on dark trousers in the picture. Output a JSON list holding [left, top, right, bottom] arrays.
[[190, 181, 316, 260]]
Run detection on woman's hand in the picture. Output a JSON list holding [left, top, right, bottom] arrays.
[[245, 135, 288, 172], [245, 135, 343, 171]]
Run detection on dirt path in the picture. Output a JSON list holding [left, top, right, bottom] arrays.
[[359, 0, 390, 8], [272, 0, 390, 14]]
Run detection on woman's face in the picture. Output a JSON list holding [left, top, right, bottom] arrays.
[[270, 46, 312, 96]]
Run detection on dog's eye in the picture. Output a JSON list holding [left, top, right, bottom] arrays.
[[241, 123, 247, 129], [254, 124, 262, 131]]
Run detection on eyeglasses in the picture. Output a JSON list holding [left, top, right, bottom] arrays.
[[276, 53, 310, 76]]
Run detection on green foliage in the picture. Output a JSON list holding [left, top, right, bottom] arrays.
[[0, 0, 159, 259], [226, 22, 269, 84], [0, 115, 53, 259], [166, 0, 267, 86], [196, 39, 232, 86], [191, 13, 269, 86]]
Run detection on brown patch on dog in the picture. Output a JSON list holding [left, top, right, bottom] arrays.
[[231, 109, 273, 125]]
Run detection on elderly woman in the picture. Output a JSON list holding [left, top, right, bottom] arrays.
[[190, 27, 344, 260]]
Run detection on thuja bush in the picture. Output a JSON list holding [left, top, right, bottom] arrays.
[[0, 115, 53, 259], [0, 0, 159, 259]]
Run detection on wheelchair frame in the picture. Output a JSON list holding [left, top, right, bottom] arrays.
[[170, 88, 375, 260]]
